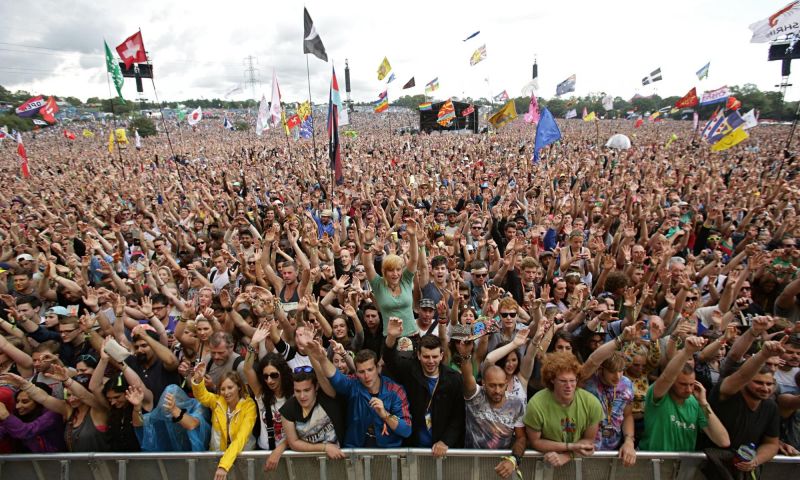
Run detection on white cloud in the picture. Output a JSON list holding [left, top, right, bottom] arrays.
[[0, 0, 795, 103]]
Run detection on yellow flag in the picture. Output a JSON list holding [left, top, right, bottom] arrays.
[[665, 133, 678, 148], [115, 128, 128, 144], [297, 101, 311, 121], [583, 111, 596, 122], [711, 128, 748, 152], [108, 131, 114, 153], [488, 100, 517, 129], [82, 129, 94, 138], [377, 57, 392, 81], [281, 110, 289, 136]]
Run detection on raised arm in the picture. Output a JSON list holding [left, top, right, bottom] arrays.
[[652, 335, 706, 401]]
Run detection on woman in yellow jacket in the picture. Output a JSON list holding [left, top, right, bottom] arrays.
[[191, 362, 256, 480]]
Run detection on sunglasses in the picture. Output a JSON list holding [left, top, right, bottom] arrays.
[[499, 312, 517, 318], [263, 372, 281, 380], [472, 273, 488, 278], [293, 366, 314, 374], [686, 296, 699, 301]]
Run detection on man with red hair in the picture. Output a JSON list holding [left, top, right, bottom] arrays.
[[524, 351, 603, 467]]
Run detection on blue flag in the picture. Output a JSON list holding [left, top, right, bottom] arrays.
[[533, 108, 562, 162], [299, 117, 313, 138], [463, 31, 480, 41]]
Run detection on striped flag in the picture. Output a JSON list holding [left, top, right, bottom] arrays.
[[328, 67, 343, 185], [419, 102, 432, 111], [437, 99, 456, 126], [425, 78, 439, 94]]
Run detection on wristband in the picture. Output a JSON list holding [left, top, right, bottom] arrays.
[[247, 344, 257, 354], [172, 408, 187, 423]]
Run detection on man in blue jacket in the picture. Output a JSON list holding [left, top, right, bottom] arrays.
[[307, 340, 412, 447]]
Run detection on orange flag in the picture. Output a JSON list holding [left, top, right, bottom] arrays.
[[674, 87, 699, 108]]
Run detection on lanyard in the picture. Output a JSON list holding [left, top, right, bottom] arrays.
[[425, 376, 440, 412], [603, 383, 617, 425]]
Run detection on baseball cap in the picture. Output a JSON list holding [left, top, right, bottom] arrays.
[[419, 298, 436, 310], [16, 254, 34, 262]]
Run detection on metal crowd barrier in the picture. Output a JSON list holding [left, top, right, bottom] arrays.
[[0, 449, 798, 480]]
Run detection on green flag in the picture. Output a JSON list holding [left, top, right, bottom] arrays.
[[177, 109, 186, 121], [104, 40, 125, 103]]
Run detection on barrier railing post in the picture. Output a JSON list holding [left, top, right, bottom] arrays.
[[651, 458, 662, 480], [186, 458, 196, 480], [389, 455, 398, 480], [319, 455, 328, 480], [574, 457, 583, 480], [435, 456, 443, 480], [117, 459, 127, 480], [60, 459, 69, 480], [286, 457, 296, 480], [247, 457, 255, 480], [363, 455, 372, 480]]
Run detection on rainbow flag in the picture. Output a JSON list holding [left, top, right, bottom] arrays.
[[374, 97, 389, 113], [419, 102, 432, 111]]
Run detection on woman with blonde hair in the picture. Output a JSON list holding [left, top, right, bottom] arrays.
[[191, 362, 256, 480], [360, 218, 420, 337]]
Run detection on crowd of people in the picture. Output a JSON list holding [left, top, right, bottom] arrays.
[[0, 112, 799, 480]]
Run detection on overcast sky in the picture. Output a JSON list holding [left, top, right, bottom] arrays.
[[0, 1, 794, 105]]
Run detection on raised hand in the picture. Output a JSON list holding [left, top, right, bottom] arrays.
[[387, 317, 403, 338], [125, 385, 144, 407], [192, 362, 207, 384], [512, 328, 531, 347]]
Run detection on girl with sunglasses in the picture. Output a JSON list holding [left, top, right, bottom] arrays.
[[244, 325, 293, 472]]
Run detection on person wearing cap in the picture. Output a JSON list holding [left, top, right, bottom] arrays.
[[383, 317, 465, 457], [304, 207, 336, 239], [444, 209, 463, 237], [415, 298, 440, 337]]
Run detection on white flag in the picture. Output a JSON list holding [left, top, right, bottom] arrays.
[[565, 109, 577, 119], [602, 95, 614, 111], [187, 107, 203, 126], [742, 109, 759, 130], [255, 95, 269, 135], [134, 129, 141, 149], [269, 71, 282, 127], [749, 2, 800, 43]]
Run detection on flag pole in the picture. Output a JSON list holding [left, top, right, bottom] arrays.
[[281, 110, 294, 164], [305, 55, 319, 162], [104, 62, 126, 179]]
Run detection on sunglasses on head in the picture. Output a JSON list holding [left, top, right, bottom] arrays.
[[263, 372, 281, 380], [293, 366, 314, 374], [499, 312, 517, 318]]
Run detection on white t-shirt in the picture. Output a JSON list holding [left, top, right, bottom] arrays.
[[255, 395, 286, 450]]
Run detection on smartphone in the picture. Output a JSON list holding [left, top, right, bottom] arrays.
[[642, 317, 651, 341]]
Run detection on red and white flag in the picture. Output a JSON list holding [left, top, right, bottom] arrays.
[[187, 107, 203, 125], [116, 31, 147, 69], [16, 133, 30, 178], [40, 96, 59, 123], [63, 129, 76, 140]]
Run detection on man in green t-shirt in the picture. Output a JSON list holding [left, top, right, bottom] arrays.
[[639, 335, 730, 451], [524, 351, 604, 467]]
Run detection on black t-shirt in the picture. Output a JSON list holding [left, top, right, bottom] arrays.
[[125, 356, 181, 403], [708, 383, 780, 450]]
